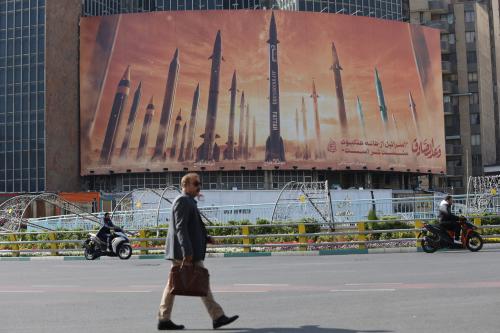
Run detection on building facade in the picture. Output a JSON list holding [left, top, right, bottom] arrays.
[[410, 0, 500, 193], [1, 0, 425, 194]]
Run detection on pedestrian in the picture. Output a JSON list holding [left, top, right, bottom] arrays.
[[158, 173, 239, 330]]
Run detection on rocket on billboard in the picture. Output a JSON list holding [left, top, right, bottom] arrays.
[[223, 70, 237, 160], [311, 80, 325, 159], [119, 81, 142, 159], [170, 110, 182, 159], [185, 83, 200, 161], [301, 96, 310, 160], [152, 48, 180, 161], [178, 122, 187, 162], [197, 30, 223, 162], [356, 96, 366, 138], [330, 42, 347, 135], [99, 65, 130, 165], [265, 12, 285, 163], [237, 91, 245, 159], [375, 68, 388, 126], [137, 96, 155, 160]]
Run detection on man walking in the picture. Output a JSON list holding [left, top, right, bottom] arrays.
[[158, 173, 239, 330]]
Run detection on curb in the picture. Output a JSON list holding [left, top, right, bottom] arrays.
[[1, 244, 498, 261]]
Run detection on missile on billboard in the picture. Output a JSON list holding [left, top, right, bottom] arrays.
[[310, 79, 325, 159], [237, 91, 245, 159], [178, 122, 187, 162], [185, 83, 200, 161], [223, 70, 237, 160], [356, 96, 366, 137], [119, 81, 142, 159], [408, 91, 419, 134], [100, 65, 131, 165], [330, 42, 347, 135], [170, 109, 182, 159], [295, 108, 301, 159], [301, 96, 310, 160], [244, 104, 250, 160], [152, 48, 180, 161], [265, 12, 286, 162], [137, 96, 155, 160], [197, 30, 223, 162], [252, 115, 256, 157], [375, 68, 388, 126]]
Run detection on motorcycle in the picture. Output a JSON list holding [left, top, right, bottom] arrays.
[[419, 217, 483, 253], [83, 226, 133, 260]]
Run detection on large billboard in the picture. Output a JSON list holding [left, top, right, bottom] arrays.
[[80, 11, 445, 175]]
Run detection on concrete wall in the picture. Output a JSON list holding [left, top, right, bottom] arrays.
[[475, 2, 497, 165], [45, 0, 81, 191]]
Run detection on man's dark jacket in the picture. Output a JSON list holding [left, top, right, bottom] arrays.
[[165, 194, 207, 261]]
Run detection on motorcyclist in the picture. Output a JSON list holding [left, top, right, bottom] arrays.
[[96, 212, 117, 251], [438, 195, 461, 244]]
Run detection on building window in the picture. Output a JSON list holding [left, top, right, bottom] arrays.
[[471, 134, 481, 146], [469, 93, 479, 105], [470, 113, 480, 125], [472, 154, 482, 167], [468, 72, 478, 82], [465, 31, 475, 43], [467, 51, 477, 64], [465, 11, 475, 23], [448, 33, 456, 44]]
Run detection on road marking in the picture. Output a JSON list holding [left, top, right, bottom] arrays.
[[345, 283, 403, 286], [32, 285, 79, 288], [94, 290, 152, 293], [234, 284, 289, 287], [0, 290, 45, 293], [214, 290, 267, 293], [330, 288, 396, 292]]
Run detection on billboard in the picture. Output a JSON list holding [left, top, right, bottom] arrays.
[[80, 11, 445, 175]]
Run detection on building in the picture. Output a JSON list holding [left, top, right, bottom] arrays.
[[0, 0, 81, 193], [410, 0, 500, 193], [1, 0, 429, 195]]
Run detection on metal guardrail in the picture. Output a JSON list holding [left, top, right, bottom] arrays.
[[2, 216, 500, 257]]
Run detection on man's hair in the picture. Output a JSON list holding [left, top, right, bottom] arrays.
[[181, 173, 199, 188], [104, 212, 110, 217], [445, 195, 452, 201]]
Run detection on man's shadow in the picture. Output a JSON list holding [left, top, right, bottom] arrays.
[[214, 326, 392, 333]]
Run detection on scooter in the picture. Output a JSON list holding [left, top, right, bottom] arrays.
[[419, 217, 483, 253], [83, 226, 133, 260]]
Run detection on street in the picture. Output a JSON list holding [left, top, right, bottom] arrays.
[[1, 250, 499, 333]]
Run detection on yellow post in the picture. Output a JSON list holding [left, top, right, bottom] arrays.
[[9, 234, 20, 257], [139, 230, 148, 255], [415, 220, 423, 249], [48, 232, 59, 256], [298, 223, 307, 251], [242, 226, 250, 253], [474, 218, 481, 233], [357, 222, 366, 250]]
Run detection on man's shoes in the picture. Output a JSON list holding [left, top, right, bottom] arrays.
[[213, 315, 239, 329], [157, 319, 185, 330]]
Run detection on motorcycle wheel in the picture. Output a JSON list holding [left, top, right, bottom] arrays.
[[117, 244, 132, 260], [466, 232, 483, 252], [421, 235, 439, 253], [84, 243, 97, 260]]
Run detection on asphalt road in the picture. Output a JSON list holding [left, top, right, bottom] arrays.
[[1, 250, 500, 333]]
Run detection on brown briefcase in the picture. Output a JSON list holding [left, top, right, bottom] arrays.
[[169, 264, 209, 297]]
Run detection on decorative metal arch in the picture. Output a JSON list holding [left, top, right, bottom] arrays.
[[271, 181, 334, 228], [0, 192, 101, 232], [155, 185, 213, 228]]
